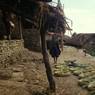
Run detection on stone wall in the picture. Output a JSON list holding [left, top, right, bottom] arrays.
[[0, 40, 24, 68]]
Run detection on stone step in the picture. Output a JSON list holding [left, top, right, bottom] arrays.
[[0, 69, 12, 80], [12, 72, 24, 82], [0, 80, 26, 88]]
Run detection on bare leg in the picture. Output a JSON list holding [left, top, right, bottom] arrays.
[[55, 57, 57, 64], [54, 57, 56, 64], [53, 58, 55, 63]]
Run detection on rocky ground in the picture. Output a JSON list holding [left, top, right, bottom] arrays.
[[0, 46, 95, 95]]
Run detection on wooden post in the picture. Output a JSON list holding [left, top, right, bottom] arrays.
[[18, 16, 23, 40], [18, 0, 23, 40], [39, 3, 56, 92], [61, 32, 64, 52], [2, 11, 11, 40], [40, 26, 56, 92]]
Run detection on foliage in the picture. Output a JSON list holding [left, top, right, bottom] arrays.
[[87, 48, 95, 56]]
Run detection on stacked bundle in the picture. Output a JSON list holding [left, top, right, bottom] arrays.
[[54, 60, 95, 95], [54, 63, 71, 77], [65, 61, 95, 95]]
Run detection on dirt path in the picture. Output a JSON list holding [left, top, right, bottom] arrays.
[[55, 75, 88, 95], [59, 46, 95, 65], [50, 46, 95, 95], [0, 47, 94, 95]]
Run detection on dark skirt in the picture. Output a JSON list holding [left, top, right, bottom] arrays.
[[50, 47, 60, 57]]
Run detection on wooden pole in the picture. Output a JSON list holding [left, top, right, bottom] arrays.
[[40, 29, 56, 92], [18, 16, 23, 40], [61, 32, 64, 52], [18, 0, 23, 40], [39, 3, 56, 92]]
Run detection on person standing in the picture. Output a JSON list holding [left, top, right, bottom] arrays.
[[49, 36, 61, 63]]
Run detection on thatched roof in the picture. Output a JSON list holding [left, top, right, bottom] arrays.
[[44, 5, 66, 33], [0, 0, 66, 33]]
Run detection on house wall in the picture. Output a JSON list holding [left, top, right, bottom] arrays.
[[23, 29, 41, 52]]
